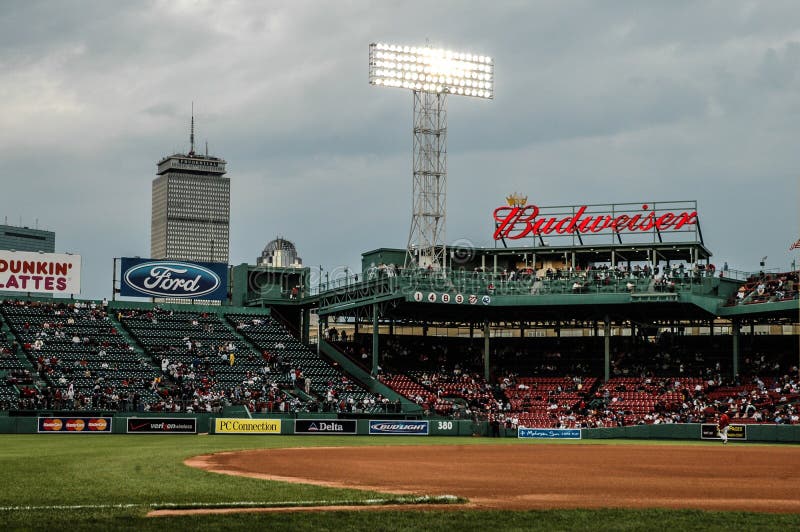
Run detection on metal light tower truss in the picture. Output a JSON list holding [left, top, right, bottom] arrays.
[[369, 42, 493, 269], [411, 90, 447, 269]]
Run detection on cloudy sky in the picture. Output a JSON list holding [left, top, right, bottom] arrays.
[[1, 0, 798, 299]]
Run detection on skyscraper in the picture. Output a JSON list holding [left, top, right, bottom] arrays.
[[151, 113, 230, 264]]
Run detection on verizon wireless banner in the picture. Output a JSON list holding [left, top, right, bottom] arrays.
[[126, 418, 197, 434]]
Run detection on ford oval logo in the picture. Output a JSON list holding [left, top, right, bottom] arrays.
[[123, 261, 221, 298]]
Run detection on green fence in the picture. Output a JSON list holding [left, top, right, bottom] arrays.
[[1, 413, 798, 442]]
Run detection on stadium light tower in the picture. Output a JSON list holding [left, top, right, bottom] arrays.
[[369, 42, 494, 269]]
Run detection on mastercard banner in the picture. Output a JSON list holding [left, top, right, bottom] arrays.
[[37, 417, 112, 433]]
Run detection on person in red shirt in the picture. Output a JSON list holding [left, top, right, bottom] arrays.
[[717, 410, 731, 444]]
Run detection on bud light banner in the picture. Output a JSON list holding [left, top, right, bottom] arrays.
[[120, 258, 228, 300], [369, 420, 429, 435]]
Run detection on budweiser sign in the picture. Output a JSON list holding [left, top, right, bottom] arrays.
[[493, 203, 698, 240]]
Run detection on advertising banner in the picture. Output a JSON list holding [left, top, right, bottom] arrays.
[[0, 251, 81, 295], [701, 423, 747, 441], [493, 199, 700, 245], [215, 418, 281, 434], [37, 417, 111, 433], [294, 419, 357, 435], [518, 427, 581, 440], [368, 420, 429, 435], [126, 418, 197, 434], [120, 257, 228, 300]]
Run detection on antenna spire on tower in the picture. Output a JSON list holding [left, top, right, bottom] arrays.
[[190, 101, 195, 155]]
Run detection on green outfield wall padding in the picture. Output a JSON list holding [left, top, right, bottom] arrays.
[[582, 427, 621, 439], [4, 416, 800, 441]]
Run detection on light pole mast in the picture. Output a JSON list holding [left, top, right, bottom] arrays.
[[410, 90, 447, 269], [369, 42, 493, 270]]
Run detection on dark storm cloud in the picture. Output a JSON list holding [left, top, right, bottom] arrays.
[[0, 1, 798, 298]]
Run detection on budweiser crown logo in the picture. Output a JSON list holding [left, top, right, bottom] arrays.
[[506, 193, 528, 207]]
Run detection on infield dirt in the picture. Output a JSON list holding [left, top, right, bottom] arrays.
[[181, 443, 800, 514]]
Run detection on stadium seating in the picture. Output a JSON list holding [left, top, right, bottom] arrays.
[[0, 300, 161, 410], [0, 296, 796, 426], [726, 272, 799, 306], [226, 314, 386, 413]]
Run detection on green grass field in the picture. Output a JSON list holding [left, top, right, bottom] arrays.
[[1, 435, 798, 531]]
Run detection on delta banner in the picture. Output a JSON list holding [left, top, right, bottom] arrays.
[[294, 419, 357, 435], [518, 427, 582, 440], [37, 417, 112, 433], [120, 257, 228, 300], [126, 418, 197, 434], [368, 420, 429, 435], [215, 418, 281, 434], [701, 423, 747, 441], [0, 251, 81, 295]]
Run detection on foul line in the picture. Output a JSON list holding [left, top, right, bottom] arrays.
[[0, 495, 463, 512]]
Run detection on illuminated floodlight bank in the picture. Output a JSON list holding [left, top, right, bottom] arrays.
[[368, 41, 494, 270], [369, 42, 494, 99]]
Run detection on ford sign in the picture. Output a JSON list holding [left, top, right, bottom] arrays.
[[368, 420, 429, 435], [120, 258, 228, 300]]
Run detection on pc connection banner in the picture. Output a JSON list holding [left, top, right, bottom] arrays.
[[215, 418, 281, 434], [0, 251, 81, 295]]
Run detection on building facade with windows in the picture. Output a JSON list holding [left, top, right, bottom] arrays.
[[150, 146, 230, 264], [0, 224, 57, 296], [0, 224, 55, 254]]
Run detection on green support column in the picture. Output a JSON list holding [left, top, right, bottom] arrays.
[[483, 321, 490, 382], [372, 304, 379, 376], [732, 318, 740, 378], [320, 316, 328, 339], [604, 314, 611, 383], [301, 308, 310, 345]]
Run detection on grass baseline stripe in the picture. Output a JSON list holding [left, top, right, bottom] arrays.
[[151, 495, 465, 510], [0, 495, 465, 512]]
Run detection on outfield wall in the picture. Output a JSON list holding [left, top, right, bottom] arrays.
[[0, 413, 798, 441]]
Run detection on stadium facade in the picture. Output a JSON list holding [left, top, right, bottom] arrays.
[[1, 195, 797, 437]]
